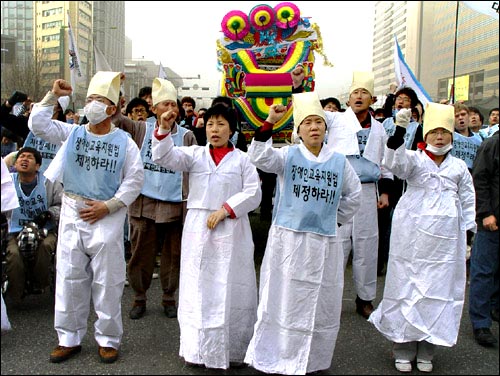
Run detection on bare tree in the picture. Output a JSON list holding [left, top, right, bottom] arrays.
[[2, 50, 51, 102]]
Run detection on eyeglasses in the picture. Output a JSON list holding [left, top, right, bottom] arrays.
[[427, 129, 452, 136], [132, 108, 147, 114], [396, 96, 411, 103]]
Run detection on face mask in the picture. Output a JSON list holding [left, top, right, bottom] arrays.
[[66, 118, 74, 124], [426, 142, 453, 155], [84, 100, 109, 125]]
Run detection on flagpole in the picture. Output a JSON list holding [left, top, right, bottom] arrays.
[[451, 1, 460, 104]]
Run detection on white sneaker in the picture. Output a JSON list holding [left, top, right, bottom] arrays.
[[152, 273, 159, 279], [395, 359, 412, 373], [417, 359, 433, 372]]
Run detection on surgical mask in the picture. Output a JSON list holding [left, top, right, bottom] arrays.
[[66, 118, 74, 124], [84, 100, 109, 125], [426, 142, 453, 155]]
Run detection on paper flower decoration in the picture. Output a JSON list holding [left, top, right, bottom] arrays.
[[274, 2, 300, 29], [249, 4, 275, 31], [221, 10, 250, 41]]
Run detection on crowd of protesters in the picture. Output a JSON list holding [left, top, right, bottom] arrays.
[[1, 67, 498, 374]]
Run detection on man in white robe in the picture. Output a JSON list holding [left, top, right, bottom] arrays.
[[28, 72, 144, 364]]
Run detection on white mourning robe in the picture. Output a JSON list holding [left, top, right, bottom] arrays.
[[152, 135, 261, 369], [368, 145, 476, 346]]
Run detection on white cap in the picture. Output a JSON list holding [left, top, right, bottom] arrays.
[[58, 96, 70, 112], [423, 102, 455, 139], [349, 71, 374, 96], [291, 92, 325, 142], [152, 78, 177, 106], [86, 71, 121, 105]]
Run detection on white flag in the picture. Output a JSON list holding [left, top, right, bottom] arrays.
[[158, 62, 167, 79], [393, 36, 432, 107], [94, 43, 112, 72], [67, 12, 85, 91], [462, 1, 499, 19]]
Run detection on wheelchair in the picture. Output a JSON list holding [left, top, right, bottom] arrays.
[[1, 212, 56, 297]]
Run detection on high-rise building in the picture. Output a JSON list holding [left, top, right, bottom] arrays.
[[92, 1, 125, 72], [0, 1, 125, 106], [372, 1, 498, 111], [1, 1, 34, 66], [33, 1, 125, 105], [1, 1, 35, 99], [34, 1, 92, 96]]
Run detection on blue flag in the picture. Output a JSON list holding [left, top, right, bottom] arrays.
[[393, 36, 432, 107]]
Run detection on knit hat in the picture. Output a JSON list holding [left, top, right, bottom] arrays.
[[58, 96, 70, 112], [87, 71, 121, 105], [291, 92, 325, 142], [152, 78, 177, 106], [423, 102, 455, 139], [349, 71, 374, 96]]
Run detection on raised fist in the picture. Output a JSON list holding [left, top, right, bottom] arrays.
[[267, 104, 287, 124], [52, 79, 73, 97], [395, 108, 412, 128], [8, 91, 28, 106], [159, 110, 176, 131], [291, 65, 305, 89]]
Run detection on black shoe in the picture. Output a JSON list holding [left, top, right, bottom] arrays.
[[491, 309, 499, 322], [230, 362, 247, 369], [129, 304, 146, 320], [164, 305, 177, 318], [473, 328, 497, 346], [355, 296, 374, 319]]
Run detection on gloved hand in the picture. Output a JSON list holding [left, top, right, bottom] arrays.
[[395, 108, 412, 128], [8, 91, 28, 106]]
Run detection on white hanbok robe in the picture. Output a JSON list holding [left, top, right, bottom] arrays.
[[152, 135, 262, 369], [245, 139, 362, 375], [368, 145, 476, 346], [336, 114, 393, 301]]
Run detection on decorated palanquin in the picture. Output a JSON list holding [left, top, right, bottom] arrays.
[[217, 2, 332, 143]]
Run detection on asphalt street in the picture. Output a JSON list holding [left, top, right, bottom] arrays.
[[1, 212, 498, 375]]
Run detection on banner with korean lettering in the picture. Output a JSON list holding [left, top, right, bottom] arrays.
[[393, 35, 432, 107]]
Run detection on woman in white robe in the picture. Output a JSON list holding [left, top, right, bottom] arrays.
[[368, 105, 476, 373], [152, 104, 261, 370], [245, 93, 362, 375]]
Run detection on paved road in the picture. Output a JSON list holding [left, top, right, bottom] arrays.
[[1, 213, 498, 375]]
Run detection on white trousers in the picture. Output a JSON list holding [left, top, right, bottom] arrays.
[[54, 194, 126, 349], [339, 183, 378, 301]]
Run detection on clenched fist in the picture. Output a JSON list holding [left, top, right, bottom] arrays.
[[291, 64, 305, 89], [159, 110, 177, 132], [395, 108, 412, 128], [266, 104, 287, 124], [52, 79, 73, 98]]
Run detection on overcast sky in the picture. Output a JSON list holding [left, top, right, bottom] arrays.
[[124, 1, 374, 99]]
